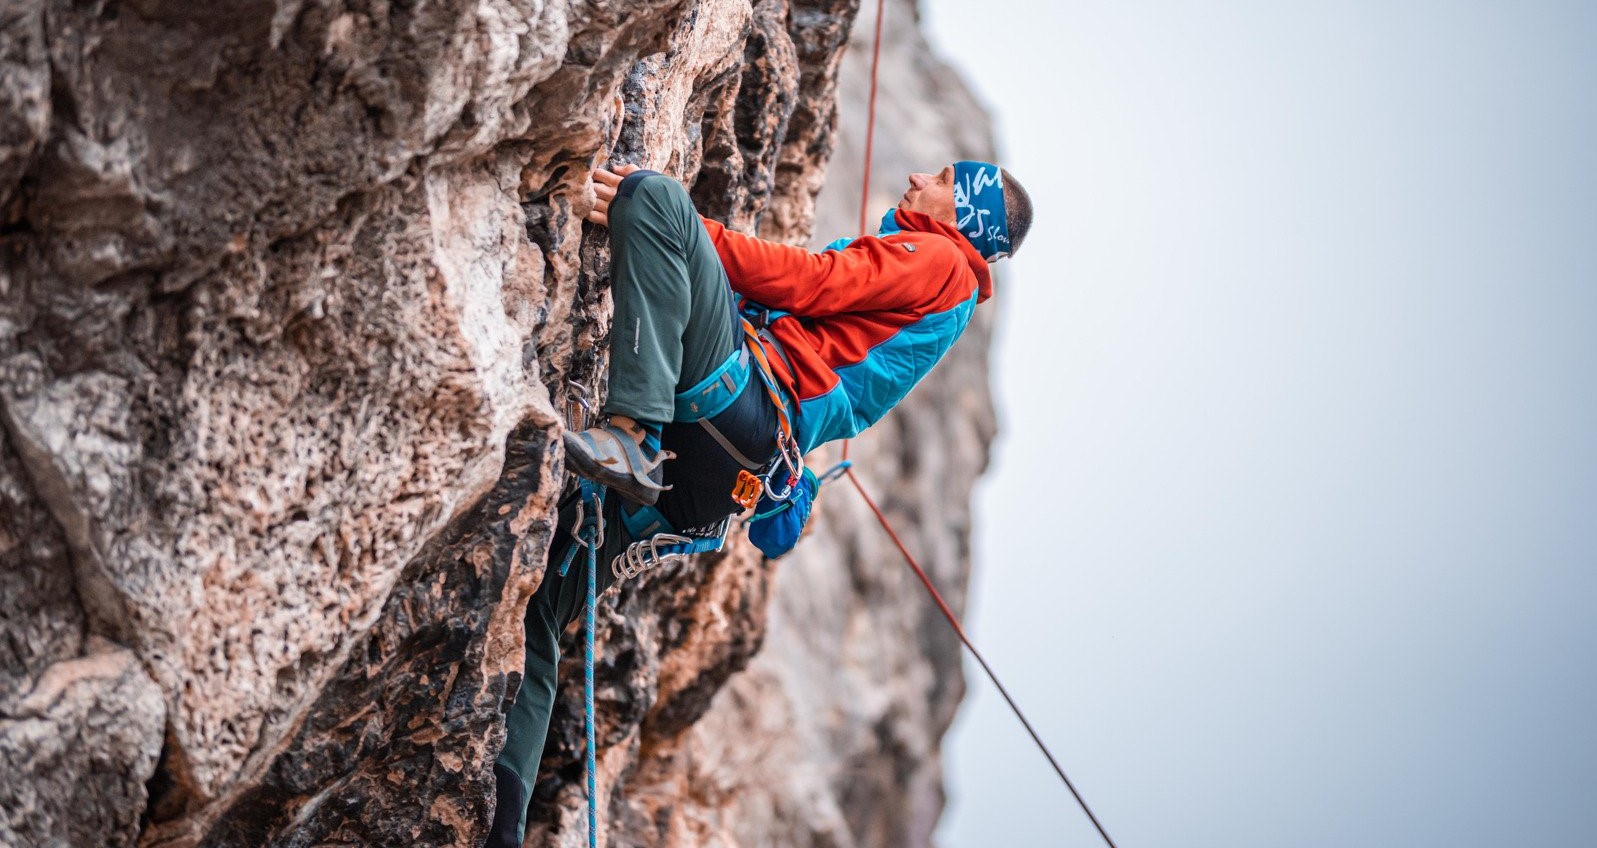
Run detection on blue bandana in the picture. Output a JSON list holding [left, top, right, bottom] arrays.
[[953, 160, 1010, 261]]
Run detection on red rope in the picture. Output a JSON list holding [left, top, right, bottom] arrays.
[[841, 468, 1120, 848], [840, 3, 1119, 844], [843, 469, 962, 634], [857, 0, 887, 239]]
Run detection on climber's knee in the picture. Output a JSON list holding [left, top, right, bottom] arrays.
[[616, 168, 664, 200], [612, 169, 698, 232]]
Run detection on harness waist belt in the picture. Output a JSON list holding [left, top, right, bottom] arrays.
[[673, 347, 751, 423]]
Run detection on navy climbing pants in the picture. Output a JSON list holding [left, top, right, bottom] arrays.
[[489, 172, 778, 846]]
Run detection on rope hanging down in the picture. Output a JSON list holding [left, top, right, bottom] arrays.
[[559, 482, 605, 848], [845, 1, 1120, 846], [584, 516, 599, 848], [856, 0, 886, 240], [840, 464, 1120, 848]]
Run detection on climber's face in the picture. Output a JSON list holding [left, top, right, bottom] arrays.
[[899, 164, 957, 224]]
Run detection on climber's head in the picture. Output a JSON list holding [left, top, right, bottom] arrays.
[[899, 161, 1032, 262]]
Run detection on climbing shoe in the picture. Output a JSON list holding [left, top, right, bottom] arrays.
[[562, 422, 673, 505]]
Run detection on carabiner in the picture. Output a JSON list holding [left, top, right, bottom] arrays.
[[817, 459, 852, 485], [761, 430, 806, 502]]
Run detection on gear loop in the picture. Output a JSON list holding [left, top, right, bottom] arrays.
[[610, 533, 692, 580]]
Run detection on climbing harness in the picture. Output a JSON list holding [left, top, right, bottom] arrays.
[[739, 316, 804, 500], [672, 346, 752, 422], [595, 293, 805, 581], [733, 308, 807, 501], [557, 479, 606, 848], [837, 1, 1122, 846], [668, 296, 804, 504]]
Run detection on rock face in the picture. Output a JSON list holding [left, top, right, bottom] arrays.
[[0, 0, 995, 845]]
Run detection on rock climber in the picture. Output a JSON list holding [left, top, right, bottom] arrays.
[[487, 159, 1032, 846]]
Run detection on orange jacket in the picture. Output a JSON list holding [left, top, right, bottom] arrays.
[[701, 208, 993, 451]]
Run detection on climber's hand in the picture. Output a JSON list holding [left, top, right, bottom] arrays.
[[587, 163, 645, 226]]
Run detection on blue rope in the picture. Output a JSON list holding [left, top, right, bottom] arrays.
[[582, 488, 601, 848], [557, 533, 581, 577]]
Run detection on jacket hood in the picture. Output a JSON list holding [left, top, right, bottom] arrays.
[[893, 208, 995, 303]]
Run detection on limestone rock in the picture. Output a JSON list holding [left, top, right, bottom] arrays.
[[0, 638, 165, 848], [0, 0, 996, 845]]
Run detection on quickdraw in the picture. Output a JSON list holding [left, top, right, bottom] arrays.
[[562, 488, 605, 574], [817, 459, 853, 485]]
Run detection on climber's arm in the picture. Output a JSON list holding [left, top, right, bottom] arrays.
[[586, 165, 959, 317], [699, 216, 962, 317]]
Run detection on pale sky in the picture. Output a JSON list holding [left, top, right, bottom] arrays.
[[919, 2, 1597, 846]]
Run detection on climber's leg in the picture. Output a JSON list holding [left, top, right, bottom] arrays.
[[490, 490, 631, 847], [489, 561, 562, 848], [564, 170, 743, 504], [603, 170, 740, 420], [490, 172, 761, 844]]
